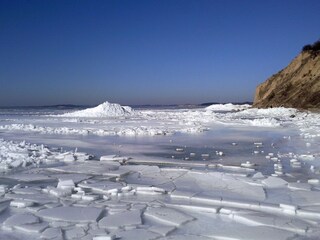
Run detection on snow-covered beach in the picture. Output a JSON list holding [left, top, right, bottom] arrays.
[[0, 102, 320, 239]]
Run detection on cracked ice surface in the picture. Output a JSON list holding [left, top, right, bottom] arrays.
[[0, 104, 320, 239]]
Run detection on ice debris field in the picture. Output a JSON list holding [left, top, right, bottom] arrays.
[[0, 101, 320, 239]]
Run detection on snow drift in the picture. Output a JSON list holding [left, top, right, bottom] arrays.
[[206, 103, 251, 112], [60, 101, 134, 118]]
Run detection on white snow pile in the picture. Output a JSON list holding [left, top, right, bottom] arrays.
[[244, 118, 281, 127], [0, 139, 93, 172], [206, 103, 251, 112], [232, 107, 298, 119], [60, 101, 134, 118]]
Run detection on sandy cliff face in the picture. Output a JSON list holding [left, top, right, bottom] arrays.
[[253, 51, 320, 109]]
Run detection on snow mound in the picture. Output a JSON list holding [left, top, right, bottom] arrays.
[[61, 101, 134, 118], [206, 103, 251, 112], [244, 118, 281, 127], [234, 107, 297, 118]]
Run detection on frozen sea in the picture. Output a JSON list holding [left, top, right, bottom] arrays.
[[0, 102, 320, 240]]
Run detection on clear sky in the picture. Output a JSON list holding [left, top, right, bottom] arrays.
[[1, 0, 319, 106]]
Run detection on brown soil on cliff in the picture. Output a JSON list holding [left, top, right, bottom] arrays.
[[253, 50, 320, 110]]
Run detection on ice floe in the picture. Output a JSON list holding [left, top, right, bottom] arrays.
[[37, 206, 103, 223]]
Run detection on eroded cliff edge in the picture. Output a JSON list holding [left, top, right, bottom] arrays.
[[253, 41, 320, 110]]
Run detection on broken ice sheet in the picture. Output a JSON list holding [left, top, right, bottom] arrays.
[[41, 227, 63, 239], [173, 171, 266, 201], [98, 209, 142, 229], [15, 222, 49, 234], [116, 229, 160, 240], [78, 180, 123, 195], [5, 192, 57, 205], [3, 213, 40, 230], [262, 176, 288, 188], [148, 225, 176, 237], [0, 105, 320, 240], [37, 206, 103, 223], [3, 173, 55, 182], [48, 161, 130, 178], [144, 206, 194, 226]]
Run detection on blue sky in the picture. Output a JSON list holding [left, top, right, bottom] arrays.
[[1, 0, 319, 106]]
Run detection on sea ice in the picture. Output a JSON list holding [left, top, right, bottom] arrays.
[[144, 206, 194, 226], [262, 176, 288, 188], [98, 210, 142, 229], [100, 155, 131, 162], [15, 222, 49, 234], [116, 229, 160, 240], [40, 227, 63, 239], [92, 235, 116, 240], [64, 227, 87, 239], [10, 199, 34, 208], [37, 206, 103, 223], [0, 199, 10, 213], [3, 213, 40, 229], [57, 179, 75, 189], [149, 225, 176, 236], [1, 105, 320, 239]]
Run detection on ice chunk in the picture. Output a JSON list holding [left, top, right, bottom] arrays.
[[12, 187, 41, 195], [175, 148, 184, 152], [53, 173, 91, 184], [307, 179, 320, 185], [252, 172, 265, 179], [49, 187, 72, 197], [41, 227, 63, 239], [298, 154, 315, 161], [241, 161, 256, 168], [117, 229, 160, 240], [136, 186, 167, 195], [0, 199, 10, 213], [262, 176, 288, 188], [232, 212, 308, 233], [170, 190, 196, 200], [288, 182, 311, 191], [63, 154, 76, 162], [10, 199, 34, 208], [0, 185, 8, 194], [65, 227, 87, 239], [15, 222, 49, 234], [160, 235, 213, 240], [144, 206, 194, 226], [3, 213, 39, 229], [6, 173, 55, 182], [38, 206, 103, 223], [100, 155, 130, 162], [5, 193, 57, 205], [57, 179, 75, 189], [175, 171, 265, 201], [149, 225, 176, 236], [78, 180, 123, 195], [291, 190, 320, 206], [98, 210, 142, 229], [49, 162, 128, 178], [93, 236, 116, 240]]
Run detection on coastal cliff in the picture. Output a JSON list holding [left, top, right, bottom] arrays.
[[253, 40, 320, 110]]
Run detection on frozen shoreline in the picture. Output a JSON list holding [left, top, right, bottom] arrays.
[[0, 104, 320, 239]]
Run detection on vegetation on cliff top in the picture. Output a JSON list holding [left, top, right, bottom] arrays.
[[302, 39, 320, 53]]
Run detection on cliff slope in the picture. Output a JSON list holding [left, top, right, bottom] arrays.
[[253, 43, 320, 109]]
